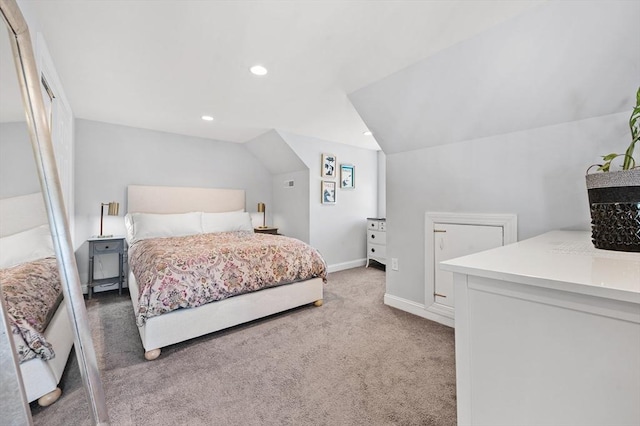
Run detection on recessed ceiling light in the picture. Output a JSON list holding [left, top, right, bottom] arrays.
[[250, 65, 268, 76], [201, 115, 214, 121], [363, 130, 372, 136]]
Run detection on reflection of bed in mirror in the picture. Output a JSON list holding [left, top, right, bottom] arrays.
[[126, 185, 326, 360], [1, 0, 108, 421], [0, 193, 74, 406]]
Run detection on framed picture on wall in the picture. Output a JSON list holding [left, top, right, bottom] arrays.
[[340, 164, 355, 189], [321, 180, 336, 204], [321, 153, 337, 178]]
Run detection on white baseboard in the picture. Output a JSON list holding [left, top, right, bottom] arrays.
[[327, 258, 367, 273], [384, 293, 454, 328]]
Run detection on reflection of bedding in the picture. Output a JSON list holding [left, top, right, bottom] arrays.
[[130, 231, 327, 326], [0, 257, 62, 362]]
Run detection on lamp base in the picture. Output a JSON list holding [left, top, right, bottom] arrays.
[[97, 234, 114, 238], [256, 226, 268, 229]]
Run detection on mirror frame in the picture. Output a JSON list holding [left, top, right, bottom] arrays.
[[0, 1, 109, 423]]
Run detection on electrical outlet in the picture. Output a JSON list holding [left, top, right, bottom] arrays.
[[391, 258, 399, 271]]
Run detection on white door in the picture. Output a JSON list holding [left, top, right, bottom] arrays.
[[434, 223, 503, 308]]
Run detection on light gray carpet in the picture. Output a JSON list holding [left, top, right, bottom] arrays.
[[31, 266, 457, 425]]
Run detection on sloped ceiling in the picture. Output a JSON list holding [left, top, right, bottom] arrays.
[[245, 129, 306, 175], [350, 1, 640, 155], [16, 0, 544, 149]]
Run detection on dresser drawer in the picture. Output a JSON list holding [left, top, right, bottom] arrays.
[[368, 219, 386, 231], [92, 240, 124, 254], [368, 230, 386, 245], [367, 243, 386, 260]]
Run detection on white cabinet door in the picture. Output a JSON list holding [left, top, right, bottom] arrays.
[[434, 223, 503, 308]]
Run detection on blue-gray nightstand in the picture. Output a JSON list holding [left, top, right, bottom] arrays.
[[87, 236, 126, 299]]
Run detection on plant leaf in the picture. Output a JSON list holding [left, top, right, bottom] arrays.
[[598, 162, 611, 172]]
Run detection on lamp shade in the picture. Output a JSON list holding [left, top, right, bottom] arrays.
[[99, 201, 120, 237], [107, 202, 119, 216], [257, 202, 265, 213]]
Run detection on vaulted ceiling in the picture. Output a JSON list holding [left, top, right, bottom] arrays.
[[13, 0, 543, 150]]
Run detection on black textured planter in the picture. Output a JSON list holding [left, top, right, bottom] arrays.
[[586, 169, 640, 252]]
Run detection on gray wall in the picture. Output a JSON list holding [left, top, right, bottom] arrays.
[[245, 130, 309, 242], [0, 122, 40, 199], [281, 131, 378, 270], [74, 119, 273, 283], [272, 169, 310, 243], [350, 1, 639, 305], [247, 128, 380, 269], [377, 150, 386, 218], [385, 113, 624, 303]]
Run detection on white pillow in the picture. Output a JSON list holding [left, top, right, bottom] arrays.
[[125, 212, 202, 244], [202, 211, 254, 234], [0, 224, 55, 269]]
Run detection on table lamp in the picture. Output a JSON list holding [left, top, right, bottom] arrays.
[[257, 202, 266, 228], [99, 201, 119, 237]]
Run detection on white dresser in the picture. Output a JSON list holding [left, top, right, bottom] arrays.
[[441, 231, 640, 426], [366, 218, 386, 267]]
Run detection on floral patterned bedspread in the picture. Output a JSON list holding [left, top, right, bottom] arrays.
[[130, 231, 327, 326], [0, 257, 62, 363]]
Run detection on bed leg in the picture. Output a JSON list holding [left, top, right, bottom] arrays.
[[37, 388, 62, 407], [313, 299, 323, 307], [144, 348, 162, 361]]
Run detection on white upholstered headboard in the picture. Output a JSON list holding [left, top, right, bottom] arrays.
[[127, 185, 245, 214], [0, 192, 48, 237]]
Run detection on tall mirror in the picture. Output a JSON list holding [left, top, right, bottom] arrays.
[[0, 0, 108, 423]]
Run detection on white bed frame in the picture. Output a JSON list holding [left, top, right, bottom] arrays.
[[0, 193, 74, 406], [127, 185, 323, 360]]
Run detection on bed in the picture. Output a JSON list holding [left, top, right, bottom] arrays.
[[0, 193, 74, 407], [126, 185, 326, 360]]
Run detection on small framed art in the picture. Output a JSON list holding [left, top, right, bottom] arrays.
[[321, 153, 337, 178], [340, 164, 355, 189], [321, 180, 336, 204]]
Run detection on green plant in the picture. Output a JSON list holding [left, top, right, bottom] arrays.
[[597, 86, 640, 172]]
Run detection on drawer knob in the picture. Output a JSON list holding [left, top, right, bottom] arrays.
[[104, 245, 109, 249], [371, 234, 375, 239], [371, 248, 375, 253]]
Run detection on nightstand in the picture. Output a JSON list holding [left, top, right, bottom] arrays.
[[254, 227, 279, 235], [87, 236, 126, 299]]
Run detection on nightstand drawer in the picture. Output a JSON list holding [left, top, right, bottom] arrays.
[[368, 230, 386, 245], [92, 240, 123, 254], [368, 243, 386, 259], [368, 220, 380, 231], [254, 227, 279, 235]]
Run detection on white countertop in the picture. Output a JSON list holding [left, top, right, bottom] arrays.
[[440, 230, 640, 304]]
